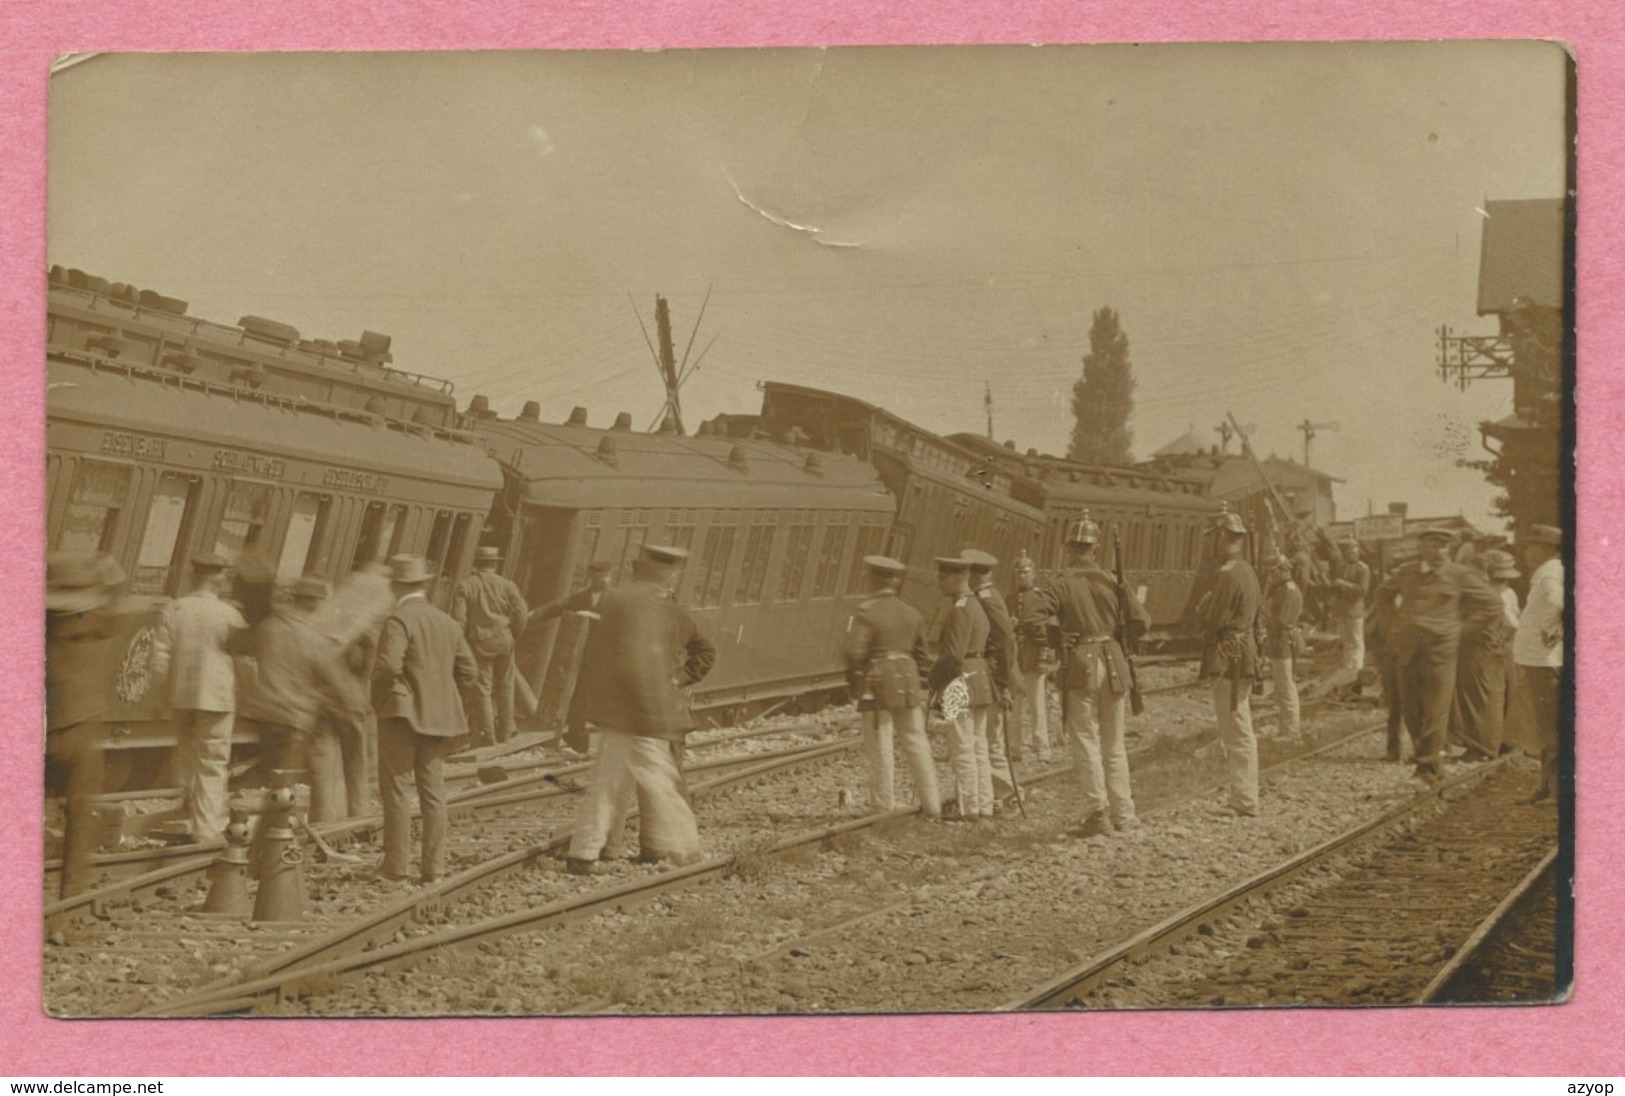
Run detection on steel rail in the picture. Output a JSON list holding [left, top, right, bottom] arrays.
[[1415, 845, 1559, 1004], [45, 725, 851, 917], [134, 736, 864, 1016], [999, 752, 1516, 1011]]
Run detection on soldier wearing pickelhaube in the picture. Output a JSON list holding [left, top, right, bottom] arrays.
[[926, 556, 996, 820], [842, 556, 940, 818], [962, 547, 1024, 806], [1007, 549, 1058, 758], [1196, 505, 1263, 816], [1035, 510, 1150, 838]]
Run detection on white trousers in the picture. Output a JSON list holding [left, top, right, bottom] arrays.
[[1271, 655, 1301, 739], [174, 709, 234, 841], [1212, 678, 1259, 814], [1339, 613, 1366, 674], [862, 705, 940, 816], [1016, 668, 1051, 752], [945, 704, 994, 817], [1061, 683, 1136, 826], [569, 730, 700, 862], [987, 705, 1015, 798]]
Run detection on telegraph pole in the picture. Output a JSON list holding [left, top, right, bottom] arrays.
[[654, 295, 685, 436], [1296, 419, 1339, 467], [985, 382, 994, 440]]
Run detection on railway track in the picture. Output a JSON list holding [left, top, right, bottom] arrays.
[[1421, 848, 1563, 1004], [44, 719, 840, 897], [45, 728, 866, 1015], [1002, 756, 1557, 1010]]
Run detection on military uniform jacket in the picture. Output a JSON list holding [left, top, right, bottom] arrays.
[[975, 582, 1024, 697], [1197, 558, 1261, 681], [1373, 559, 1502, 656], [927, 592, 994, 706], [453, 570, 530, 655], [1035, 564, 1147, 694], [373, 594, 480, 738], [842, 591, 928, 711], [576, 579, 716, 741], [1262, 579, 1304, 660], [1007, 586, 1059, 675]]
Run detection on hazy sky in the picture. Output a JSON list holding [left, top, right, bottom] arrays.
[[47, 43, 1569, 532]]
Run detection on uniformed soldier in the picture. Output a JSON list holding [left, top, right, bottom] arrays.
[[1007, 550, 1058, 759], [1197, 508, 1263, 817], [1261, 553, 1304, 742], [842, 556, 940, 819], [1035, 511, 1150, 837], [927, 556, 996, 821], [962, 547, 1025, 807]]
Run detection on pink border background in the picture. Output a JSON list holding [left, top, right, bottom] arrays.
[[2, 0, 1616, 1077]]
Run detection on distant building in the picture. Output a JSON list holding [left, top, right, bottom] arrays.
[[1138, 440, 1342, 528]]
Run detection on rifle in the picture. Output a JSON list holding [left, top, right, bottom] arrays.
[[1112, 530, 1146, 716]]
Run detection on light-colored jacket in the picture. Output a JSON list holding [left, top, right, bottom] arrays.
[[150, 589, 247, 712]]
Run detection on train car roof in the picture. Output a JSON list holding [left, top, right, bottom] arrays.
[[48, 354, 502, 489], [1030, 474, 1223, 513], [479, 418, 894, 511]]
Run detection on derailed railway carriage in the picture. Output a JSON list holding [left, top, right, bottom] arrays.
[[46, 273, 502, 786], [478, 411, 895, 725]]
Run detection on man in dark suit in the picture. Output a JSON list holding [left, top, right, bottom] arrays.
[[372, 554, 479, 884], [565, 545, 715, 872]]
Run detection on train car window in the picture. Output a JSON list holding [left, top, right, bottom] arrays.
[[130, 472, 196, 596], [811, 525, 848, 598], [56, 460, 133, 554], [380, 504, 407, 559], [350, 502, 387, 570], [847, 523, 887, 595], [1150, 524, 1168, 570], [696, 523, 737, 608], [424, 509, 454, 581], [736, 521, 776, 605], [276, 493, 331, 586], [777, 521, 817, 603], [213, 481, 273, 564], [572, 523, 603, 589], [446, 511, 474, 584], [662, 511, 698, 556], [1126, 519, 1145, 570], [619, 524, 650, 575], [885, 523, 912, 569]]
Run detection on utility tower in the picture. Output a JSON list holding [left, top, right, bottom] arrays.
[[1296, 419, 1339, 467]]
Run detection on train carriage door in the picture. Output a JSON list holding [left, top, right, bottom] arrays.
[[519, 507, 582, 733], [213, 480, 275, 565], [130, 472, 200, 597]]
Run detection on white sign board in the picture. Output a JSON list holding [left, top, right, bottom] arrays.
[[1353, 514, 1406, 541]]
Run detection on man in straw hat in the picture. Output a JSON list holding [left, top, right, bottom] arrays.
[[150, 551, 247, 842], [565, 545, 715, 872], [1371, 525, 1503, 787], [45, 552, 129, 896], [1508, 524, 1565, 803], [452, 545, 530, 746], [1035, 511, 1150, 837], [843, 555, 940, 819], [372, 555, 479, 883]]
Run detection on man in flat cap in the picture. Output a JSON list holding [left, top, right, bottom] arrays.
[[373, 555, 480, 883], [1195, 508, 1263, 817], [963, 547, 1025, 807], [1508, 524, 1565, 803], [1035, 511, 1150, 837], [530, 559, 616, 753], [927, 556, 996, 820], [150, 551, 247, 842], [843, 556, 940, 818], [453, 545, 530, 746], [567, 545, 716, 870], [1372, 525, 1504, 787], [1449, 548, 1522, 763]]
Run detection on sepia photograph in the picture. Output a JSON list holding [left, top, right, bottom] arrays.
[[41, 42, 1572, 1019]]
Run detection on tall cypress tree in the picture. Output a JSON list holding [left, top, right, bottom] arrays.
[[1069, 306, 1136, 465]]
